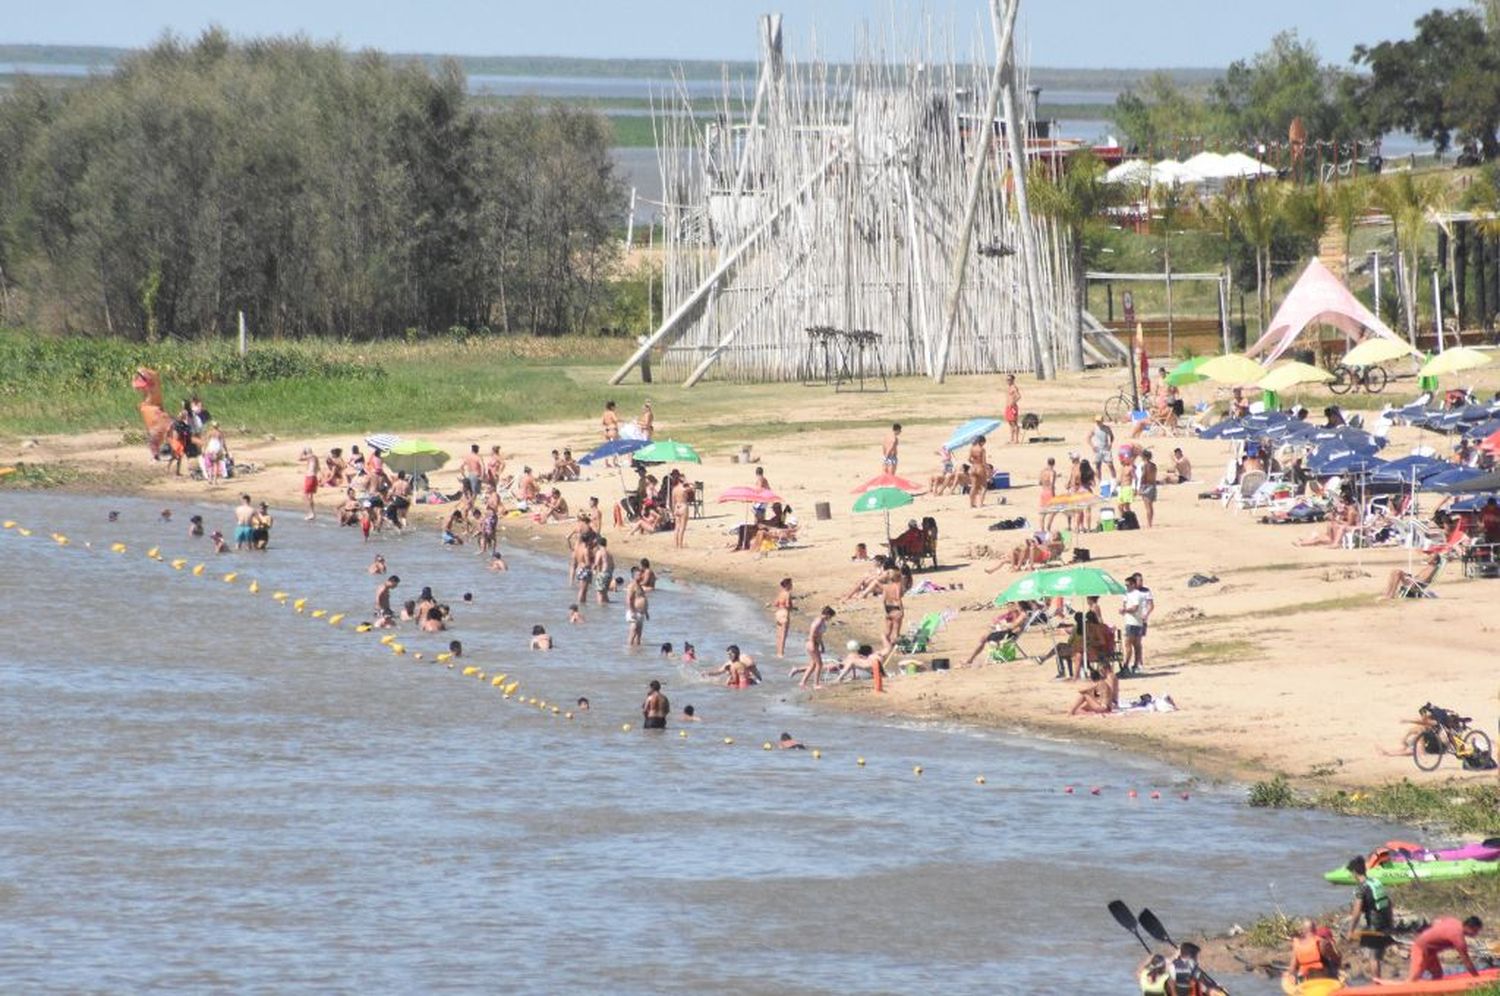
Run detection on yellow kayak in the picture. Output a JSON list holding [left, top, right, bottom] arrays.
[[1283, 975, 1346, 996]]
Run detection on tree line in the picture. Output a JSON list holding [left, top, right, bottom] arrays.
[[1114, 4, 1500, 163], [0, 31, 627, 340]]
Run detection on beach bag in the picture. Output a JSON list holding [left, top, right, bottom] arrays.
[[1463, 746, 1497, 770], [1072, 548, 1091, 563], [1117, 510, 1140, 531]]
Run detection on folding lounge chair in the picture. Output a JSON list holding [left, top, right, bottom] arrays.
[[895, 612, 945, 654], [987, 606, 1051, 664]]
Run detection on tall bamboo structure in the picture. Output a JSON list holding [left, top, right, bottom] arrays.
[[609, 7, 1078, 387]]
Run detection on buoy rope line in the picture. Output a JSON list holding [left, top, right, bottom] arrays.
[[0, 518, 1195, 801]]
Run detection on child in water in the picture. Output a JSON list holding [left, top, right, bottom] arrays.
[[530, 625, 553, 650]]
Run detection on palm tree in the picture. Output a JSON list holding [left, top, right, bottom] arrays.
[[1233, 180, 1286, 334], [1372, 173, 1445, 343], [1027, 151, 1132, 371], [1327, 179, 1371, 278]]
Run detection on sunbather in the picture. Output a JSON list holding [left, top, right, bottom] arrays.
[[1068, 660, 1119, 715], [986, 531, 1063, 571], [1296, 499, 1359, 547], [962, 601, 1037, 666]]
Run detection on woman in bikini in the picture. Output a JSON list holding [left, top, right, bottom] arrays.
[[671, 475, 692, 549], [771, 577, 796, 658], [1038, 457, 1058, 531], [968, 436, 989, 509]]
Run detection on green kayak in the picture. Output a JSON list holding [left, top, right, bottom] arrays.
[[1324, 858, 1500, 886]]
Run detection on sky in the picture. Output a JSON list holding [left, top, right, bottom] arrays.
[[5, 0, 1459, 68]]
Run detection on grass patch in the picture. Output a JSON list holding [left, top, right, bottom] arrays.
[[1315, 780, 1500, 836], [1177, 637, 1255, 663], [1241, 911, 1299, 948], [0, 462, 81, 489], [1238, 594, 1374, 620]]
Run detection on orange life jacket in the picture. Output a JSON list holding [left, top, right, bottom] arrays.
[[1292, 934, 1326, 978]]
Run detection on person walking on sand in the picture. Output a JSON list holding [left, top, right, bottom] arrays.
[[626, 574, 649, 648], [642, 680, 669, 730], [772, 577, 796, 658], [799, 606, 835, 689], [882, 423, 901, 473], [1121, 573, 1153, 674], [1005, 374, 1022, 444], [639, 400, 655, 441]]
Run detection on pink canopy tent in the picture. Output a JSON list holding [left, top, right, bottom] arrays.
[[1245, 258, 1413, 365]]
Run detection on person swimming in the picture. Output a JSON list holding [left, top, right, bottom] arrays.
[[531, 625, 553, 650], [778, 732, 805, 750], [681, 705, 700, 722], [187, 514, 204, 537], [576, 697, 590, 711], [448, 640, 463, 658]]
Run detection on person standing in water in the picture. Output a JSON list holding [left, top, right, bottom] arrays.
[[641, 680, 669, 730], [771, 577, 796, 658], [375, 575, 400, 623], [233, 494, 255, 551], [625, 574, 649, 648], [301, 447, 320, 520], [799, 606, 835, 690]]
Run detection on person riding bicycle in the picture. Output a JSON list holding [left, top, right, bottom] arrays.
[[1346, 855, 1396, 979]]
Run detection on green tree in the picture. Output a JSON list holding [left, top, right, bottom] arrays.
[[1372, 173, 1447, 340], [1112, 73, 1223, 156], [1326, 180, 1371, 278], [1350, 7, 1500, 160], [1027, 151, 1131, 372], [1210, 31, 1351, 144]]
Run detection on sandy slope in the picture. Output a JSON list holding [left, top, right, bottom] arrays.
[[8, 364, 1499, 791]]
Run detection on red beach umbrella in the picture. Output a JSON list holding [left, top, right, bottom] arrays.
[[851, 472, 924, 495]]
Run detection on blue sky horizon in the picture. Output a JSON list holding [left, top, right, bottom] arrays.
[[3, 1, 1457, 69]]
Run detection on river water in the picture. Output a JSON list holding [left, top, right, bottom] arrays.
[[0, 492, 1400, 993]]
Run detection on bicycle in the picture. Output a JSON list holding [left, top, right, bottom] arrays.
[[1328, 363, 1389, 395], [1102, 385, 1136, 423], [1412, 712, 1493, 772]]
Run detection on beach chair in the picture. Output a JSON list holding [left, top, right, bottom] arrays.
[[1396, 555, 1449, 598], [1222, 470, 1267, 510], [1462, 542, 1500, 579], [895, 611, 946, 654], [987, 606, 1051, 664], [690, 481, 706, 519]]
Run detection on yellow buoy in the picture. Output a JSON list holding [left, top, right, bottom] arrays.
[[762, 742, 773, 751], [491, 676, 505, 686], [913, 766, 923, 777], [975, 775, 986, 785], [170, 558, 187, 570], [622, 723, 632, 732], [222, 572, 237, 583], [146, 546, 161, 560], [493, 674, 507, 684], [354, 624, 372, 633], [476, 672, 486, 681], [528, 697, 538, 706], [390, 643, 405, 655], [272, 591, 288, 602], [292, 598, 306, 611], [564, 711, 573, 720], [537, 700, 546, 709], [812, 750, 821, 760], [310, 609, 326, 619], [110, 542, 128, 554], [462, 666, 480, 677], [504, 682, 518, 695], [379, 635, 397, 646], [1, 520, 15, 528], [15, 527, 31, 536], [191, 563, 205, 576], [435, 653, 451, 663], [679, 730, 687, 738], [247, 580, 259, 593], [856, 757, 866, 767], [551, 706, 559, 715], [52, 533, 69, 545], [328, 614, 344, 626], [723, 737, 734, 745]]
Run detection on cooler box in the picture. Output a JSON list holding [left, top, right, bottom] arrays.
[[988, 471, 1011, 489]]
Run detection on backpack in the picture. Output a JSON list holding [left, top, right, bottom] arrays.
[[1463, 746, 1498, 770], [1021, 412, 1041, 430]]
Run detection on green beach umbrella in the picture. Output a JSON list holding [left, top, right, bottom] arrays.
[[994, 566, 1127, 605], [1165, 356, 1212, 387], [382, 439, 450, 475], [633, 439, 702, 464], [852, 485, 915, 545]]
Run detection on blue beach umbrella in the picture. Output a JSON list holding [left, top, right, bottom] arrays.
[[1368, 455, 1450, 484], [944, 418, 1003, 453], [1426, 467, 1500, 494], [578, 438, 648, 465]]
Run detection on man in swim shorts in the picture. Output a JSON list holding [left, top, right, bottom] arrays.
[[882, 423, 901, 473], [233, 494, 255, 550], [641, 680, 669, 730], [375, 575, 400, 623], [625, 574, 649, 647]]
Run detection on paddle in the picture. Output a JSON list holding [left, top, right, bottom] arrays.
[[1139, 908, 1230, 995], [1394, 848, 1423, 889], [1109, 899, 1154, 954]]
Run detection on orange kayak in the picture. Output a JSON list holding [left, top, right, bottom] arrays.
[[1339, 968, 1500, 993]]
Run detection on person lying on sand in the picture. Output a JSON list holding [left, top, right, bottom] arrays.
[[833, 643, 883, 682], [985, 531, 1063, 572]]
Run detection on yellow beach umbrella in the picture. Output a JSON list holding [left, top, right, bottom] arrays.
[[1257, 361, 1333, 393], [1196, 353, 1266, 385], [1419, 346, 1492, 378], [1343, 337, 1416, 367]]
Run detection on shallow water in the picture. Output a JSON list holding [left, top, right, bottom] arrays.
[[0, 492, 1401, 993]]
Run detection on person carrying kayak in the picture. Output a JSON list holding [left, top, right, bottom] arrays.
[[1165, 942, 1226, 996], [1344, 856, 1395, 979], [1408, 915, 1483, 981], [1288, 918, 1341, 983]]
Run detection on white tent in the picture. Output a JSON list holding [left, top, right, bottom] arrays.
[[1221, 151, 1276, 177], [1181, 151, 1232, 181], [1105, 159, 1151, 184], [1150, 159, 1195, 185]]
